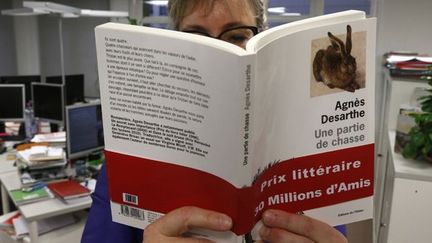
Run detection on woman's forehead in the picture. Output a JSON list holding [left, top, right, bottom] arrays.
[[183, 0, 254, 21], [180, 0, 256, 27]]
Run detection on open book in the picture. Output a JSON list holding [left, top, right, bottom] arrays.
[[95, 10, 376, 241]]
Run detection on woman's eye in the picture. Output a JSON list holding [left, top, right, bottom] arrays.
[[227, 34, 248, 43]]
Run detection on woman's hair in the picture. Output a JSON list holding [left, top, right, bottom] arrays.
[[168, 0, 267, 32]]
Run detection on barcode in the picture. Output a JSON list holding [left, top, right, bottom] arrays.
[[120, 205, 145, 221], [122, 193, 138, 205]]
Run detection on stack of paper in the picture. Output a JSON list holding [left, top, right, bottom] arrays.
[[28, 146, 63, 161], [16, 145, 67, 169], [31, 132, 66, 147], [385, 52, 432, 78]]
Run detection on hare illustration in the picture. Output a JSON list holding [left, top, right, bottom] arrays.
[[313, 25, 359, 92]]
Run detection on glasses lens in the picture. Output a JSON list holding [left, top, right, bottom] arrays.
[[220, 28, 255, 46]]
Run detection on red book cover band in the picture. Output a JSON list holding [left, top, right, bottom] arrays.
[[106, 143, 374, 235]]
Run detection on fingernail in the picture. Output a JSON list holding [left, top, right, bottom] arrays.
[[262, 210, 275, 223], [219, 216, 233, 228]]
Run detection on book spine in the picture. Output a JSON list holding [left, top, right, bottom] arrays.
[[242, 59, 254, 172]]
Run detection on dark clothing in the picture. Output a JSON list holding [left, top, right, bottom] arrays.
[[81, 164, 143, 243]]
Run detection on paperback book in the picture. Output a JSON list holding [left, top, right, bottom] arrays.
[[95, 10, 376, 241], [9, 187, 51, 206], [47, 180, 91, 204]]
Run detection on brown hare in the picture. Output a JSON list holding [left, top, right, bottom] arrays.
[[313, 25, 359, 92]]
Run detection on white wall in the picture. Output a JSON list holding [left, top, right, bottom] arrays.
[[4, 0, 432, 99], [375, 0, 432, 121], [1, 0, 130, 97], [14, 16, 40, 75], [0, 0, 17, 76], [374, 1, 432, 242], [38, 0, 112, 98], [377, 0, 432, 55]]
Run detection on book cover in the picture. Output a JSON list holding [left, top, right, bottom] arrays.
[[47, 180, 91, 200], [0, 211, 20, 228], [0, 210, 19, 237], [9, 188, 51, 206], [95, 10, 376, 240]]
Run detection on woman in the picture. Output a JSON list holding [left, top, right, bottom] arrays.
[[82, 1, 348, 242]]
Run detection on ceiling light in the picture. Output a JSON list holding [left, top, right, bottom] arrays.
[[281, 13, 301, 16], [145, 1, 168, 6], [80, 10, 128, 18], [23, 1, 81, 15], [1, 7, 48, 16], [268, 7, 286, 14], [268, 7, 301, 16], [2, 1, 128, 18]]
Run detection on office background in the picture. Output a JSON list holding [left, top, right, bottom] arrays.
[[1, 0, 432, 242], [1, 0, 432, 103]]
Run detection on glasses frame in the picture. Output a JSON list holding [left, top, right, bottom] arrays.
[[182, 25, 259, 41]]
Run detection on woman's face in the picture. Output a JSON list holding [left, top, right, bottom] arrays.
[[178, 0, 257, 49]]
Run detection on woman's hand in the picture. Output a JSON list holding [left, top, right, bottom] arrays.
[[258, 209, 348, 243], [143, 206, 232, 243], [143, 206, 347, 243]]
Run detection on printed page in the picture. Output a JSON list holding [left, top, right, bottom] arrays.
[[247, 10, 365, 53], [95, 23, 254, 233], [249, 18, 376, 227]]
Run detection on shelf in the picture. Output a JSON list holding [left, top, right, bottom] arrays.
[[388, 131, 432, 182], [0, 210, 88, 243], [0, 172, 92, 222]]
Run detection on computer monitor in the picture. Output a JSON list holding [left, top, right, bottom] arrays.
[[0, 84, 25, 122], [32, 83, 65, 124], [66, 102, 104, 159], [45, 74, 85, 105], [0, 75, 41, 104]]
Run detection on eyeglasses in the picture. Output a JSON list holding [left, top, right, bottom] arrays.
[[182, 26, 258, 47]]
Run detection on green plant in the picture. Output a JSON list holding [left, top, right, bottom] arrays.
[[402, 79, 432, 160], [128, 18, 138, 25]]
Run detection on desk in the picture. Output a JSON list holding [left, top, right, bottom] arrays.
[[0, 142, 20, 213], [0, 160, 92, 243], [0, 142, 20, 174], [378, 131, 432, 243]]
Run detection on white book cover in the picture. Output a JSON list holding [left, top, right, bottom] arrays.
[[95, 10, 376, 241]]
